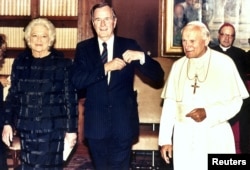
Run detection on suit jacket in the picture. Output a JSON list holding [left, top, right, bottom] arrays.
[[71, 36, 164, 140]]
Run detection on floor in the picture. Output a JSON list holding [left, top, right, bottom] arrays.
[[6, 144, 90, 170], [64, 142, 173, 170], [7, 142, 173, 170]]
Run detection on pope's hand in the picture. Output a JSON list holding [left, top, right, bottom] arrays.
[[186, 108, 206, 122], [160, 144, 173, 164]]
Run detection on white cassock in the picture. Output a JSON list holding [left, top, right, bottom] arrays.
[[158, 48, 249, 170]]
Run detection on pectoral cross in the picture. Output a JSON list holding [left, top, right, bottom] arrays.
[[191, 74, 199, 94]]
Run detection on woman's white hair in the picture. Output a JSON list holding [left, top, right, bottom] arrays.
[[24, 18, 56, 48]]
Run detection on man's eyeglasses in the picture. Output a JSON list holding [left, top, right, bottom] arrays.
[[219, 33, 235, 38]]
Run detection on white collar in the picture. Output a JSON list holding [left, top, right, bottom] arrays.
[[98, 35, 114, 47], [219, 44, 231, 52]]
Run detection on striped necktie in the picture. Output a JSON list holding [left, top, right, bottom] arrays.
[[101, 42, 107, 63]]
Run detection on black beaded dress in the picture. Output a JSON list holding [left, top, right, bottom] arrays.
[[3, 48, 78, 170]]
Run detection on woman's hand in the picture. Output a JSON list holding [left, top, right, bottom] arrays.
[[2, 125, 13, 147], [64, 132, 77, 148]]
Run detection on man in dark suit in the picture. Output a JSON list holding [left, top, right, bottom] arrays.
[[71, 2, 164, 170], [210, 23, 250, 154]]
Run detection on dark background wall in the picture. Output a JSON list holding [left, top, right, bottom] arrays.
[[111, 0, 160, 57]]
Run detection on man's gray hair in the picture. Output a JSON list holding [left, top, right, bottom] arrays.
[[186, 21, 210, 37]]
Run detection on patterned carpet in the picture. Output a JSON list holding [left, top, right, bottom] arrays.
[[63, 145, 173, 170]]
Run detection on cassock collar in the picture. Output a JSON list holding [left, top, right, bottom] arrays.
[[219, 44, 231, 52]]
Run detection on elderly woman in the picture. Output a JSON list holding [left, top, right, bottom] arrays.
[[2, 18, 78, 170], [0, 34, 8, 170]]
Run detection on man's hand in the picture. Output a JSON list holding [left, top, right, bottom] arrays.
[[122, 50, 144, 63], [104, 58, 126, 74], [186, 108, 206, 122], [2, 125, 13, 147], [160, 144, 173, 164]]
